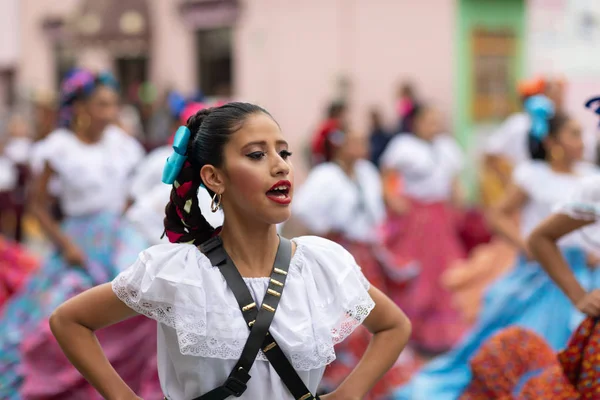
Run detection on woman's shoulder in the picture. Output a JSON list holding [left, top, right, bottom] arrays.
[[513, 160, 548, 181], [291, 236, 365, 277], [119, 242, 215, 285], [292, 235, 351, 258], [575, 161, 600, 177]]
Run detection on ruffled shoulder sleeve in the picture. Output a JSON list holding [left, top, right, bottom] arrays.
[[294, 236, 375, 344], [380, 135, 416, 171], [555, 176, 600, 221], [112, 243, 211, 336], [512, 161, 544, 193], [436, 134, 464, 173], [37, 129, 74, 173]]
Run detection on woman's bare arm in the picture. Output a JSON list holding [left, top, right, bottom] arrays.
[[487, 183, 529, 253], [325, 287, 411, 400], [50, 283, 141, 400], [29, 163, 74, 251], [528, 214, 594, 304]]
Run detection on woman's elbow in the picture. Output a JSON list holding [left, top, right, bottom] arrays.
[[49, 304, 77, 337], [49, 306, 65, 337], [400, 312, 412, 340], [391, 307, 412, 342]]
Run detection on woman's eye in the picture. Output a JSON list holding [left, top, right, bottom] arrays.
[[246, 151, 266, 160], [280, 150, 293, 159]]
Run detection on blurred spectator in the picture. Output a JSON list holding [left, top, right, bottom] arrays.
[[310, 101, 348, 166], [396, 81, 419, 133], [369, 108, 394, 168]]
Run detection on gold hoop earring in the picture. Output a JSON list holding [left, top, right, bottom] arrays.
[[210, 193, 222, 213]]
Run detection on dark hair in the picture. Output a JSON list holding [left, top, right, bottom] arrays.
[[327, 101, 346, 119], [59, 69, 119, 127], [400, 103, 427, 134], [163, 102, 272, 244], [527, 113, 570, 161]]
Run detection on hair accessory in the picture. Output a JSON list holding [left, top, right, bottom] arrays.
[[585, 96, 600, 127], [518, 77, 546, 98], [162, 126, 191, 184], [524, 95, 555, 141]]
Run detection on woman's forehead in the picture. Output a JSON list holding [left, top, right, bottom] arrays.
[[229, 113, 283, 145]]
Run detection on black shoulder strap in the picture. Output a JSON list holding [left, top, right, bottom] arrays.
[[195, 236, 319, 400]]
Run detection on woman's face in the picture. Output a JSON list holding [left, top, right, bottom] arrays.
[[85, 86, 119, 130], [553, 118, 584, 163], [219, 113, 294, 225], [413, 108, 442, 141], [339, 131, 369, 163]]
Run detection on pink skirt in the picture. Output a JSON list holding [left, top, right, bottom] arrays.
[[321, 236, 421, 399], [327, 236, 388, 292], [0, 236, 39, 309], [442, 238, 517, 324], [383, 199, 468, 353], [20, 316, 161, 399]]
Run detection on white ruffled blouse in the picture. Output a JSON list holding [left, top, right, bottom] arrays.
[[556, 175, 600, 221], [112, 236, 375, 399], [379, 134, 463, 202], [513, 161, 600, 245]]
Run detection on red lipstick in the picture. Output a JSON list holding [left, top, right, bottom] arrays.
[[266, 180, 292, 205]]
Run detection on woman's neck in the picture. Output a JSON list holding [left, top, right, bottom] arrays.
[[549, 159, 575, 174], [73, 125, 104, 144], [219, 214, 280, 277], [332, 157, 355, 177]]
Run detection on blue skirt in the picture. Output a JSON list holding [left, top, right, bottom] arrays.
[[393, 247, 600, 400], [0, 212, 148, 400]]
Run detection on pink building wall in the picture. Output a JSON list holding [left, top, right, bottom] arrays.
[[12, 0, 457, 178], [236, 0, 457, 177]]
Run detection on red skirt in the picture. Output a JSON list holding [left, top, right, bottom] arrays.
[[383, 199, 468, 353], [320, 235, 422, 399], [20, 316, 161, 399]]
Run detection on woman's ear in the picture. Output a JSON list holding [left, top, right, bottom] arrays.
[[200, 165, 226, 195]]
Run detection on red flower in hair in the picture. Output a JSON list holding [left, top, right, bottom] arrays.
[[311, 119, 342, 162]]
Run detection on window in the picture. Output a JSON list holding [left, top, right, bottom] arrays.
[[471, 28, 518, 121], [116, 57, 149, 102], [0, 68, 15, 109], [196, 27, 233, 97]]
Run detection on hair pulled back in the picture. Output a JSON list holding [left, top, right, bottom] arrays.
[[527, 113, 570, 161], [163, 102, 272, 245]]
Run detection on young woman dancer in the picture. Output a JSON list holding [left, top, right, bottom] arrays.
[[291, 127, 418, 398], [380, 104, 468, 355], [49, 102, 411, 400], [528, 174, 600, 317], [0, 69, 157, 399], [394, 96, 600, 400]]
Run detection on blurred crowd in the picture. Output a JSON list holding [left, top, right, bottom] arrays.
[[0, 63, 600, 400]]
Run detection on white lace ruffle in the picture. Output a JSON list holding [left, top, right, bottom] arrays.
[[112, 237, 374, 371], [554, 176, 600, 221], [555, 202, 600, 221]]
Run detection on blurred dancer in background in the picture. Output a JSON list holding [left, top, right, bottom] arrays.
[[380, 103, 468, 355], [0, 68, 160, 400], [291, 125, 418, 398], [481, 77, 565, 206], [395, 96, 600, 400], [528, 173, 600, 318]]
